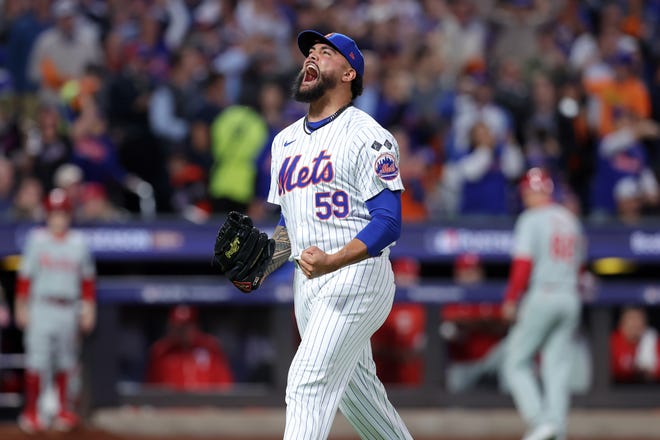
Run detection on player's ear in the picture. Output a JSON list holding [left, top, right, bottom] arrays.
[[343, 68, 357, 83]]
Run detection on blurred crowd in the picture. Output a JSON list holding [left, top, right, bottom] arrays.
[[1, 0, 660, 224]]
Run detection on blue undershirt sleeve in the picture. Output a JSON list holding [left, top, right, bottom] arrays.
[[355, 189, 402, 256], [278, 213, 286, 227]]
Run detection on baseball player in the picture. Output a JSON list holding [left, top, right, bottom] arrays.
[[14, 188, 96, 433], [258, 30, 413, 439], [501, 168, 586, 440]]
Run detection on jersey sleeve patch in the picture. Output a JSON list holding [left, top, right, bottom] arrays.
[[374, 152, 399, 181]]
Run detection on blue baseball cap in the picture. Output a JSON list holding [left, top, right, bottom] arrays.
[[297, 30, 364, 77]]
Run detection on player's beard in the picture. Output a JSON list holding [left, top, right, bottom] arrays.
[[292, 69, 337, 103]]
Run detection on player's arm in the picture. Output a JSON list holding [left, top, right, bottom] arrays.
[[263, 217, 292, 278], [14, 233, 38, 330], [501, 256, 533, 321], [299, 189, 401, 278], [80, 278, 96, 334], [79, 241, 97, 334], [501, 217, 534, 321]]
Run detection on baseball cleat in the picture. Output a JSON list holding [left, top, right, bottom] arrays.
[[18, 411, 45, 434], [522, 423, 558, 440], [52, 410, 80, 431]]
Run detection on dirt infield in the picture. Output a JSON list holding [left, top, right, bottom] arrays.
[[0, 425, 657, 440], [0, 424, 657, 440], [1, 407, 659, 440]]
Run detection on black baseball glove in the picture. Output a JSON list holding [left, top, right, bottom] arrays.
[[212, 211, 275, 293]]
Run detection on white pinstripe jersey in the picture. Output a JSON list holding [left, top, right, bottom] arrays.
[[267, 105, 404, 258]]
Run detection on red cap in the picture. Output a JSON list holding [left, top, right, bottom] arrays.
[[392, 257, 421, 277], [45, 188, 73, 213], [169, 305, 198, 326], [81, 182, 107, 203], [519, 167, 553, 194], [454, 253, 481, 272]]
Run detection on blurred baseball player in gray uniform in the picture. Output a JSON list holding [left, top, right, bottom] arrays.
[[501, 168, 586, 440], [256, 30, 413, 439], [14, 188, 96, 433]]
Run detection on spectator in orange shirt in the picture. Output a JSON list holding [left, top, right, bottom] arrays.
[[585, 51, 651, 137], [146, 305, 234, 391], [610, 306, 660, 383]]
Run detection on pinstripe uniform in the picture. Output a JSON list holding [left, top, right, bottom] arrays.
[[267, 106, 412, 439]]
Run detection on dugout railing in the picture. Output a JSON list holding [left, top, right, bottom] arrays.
[[85, 277, 660, 410], [1, 218, 660, 413]]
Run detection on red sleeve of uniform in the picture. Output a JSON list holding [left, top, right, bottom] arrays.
[[503, 257, 533, 303], [15, 277, 31, 298], [81, 278, 95, 301]]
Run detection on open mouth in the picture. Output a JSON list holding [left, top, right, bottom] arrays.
[[302, 64, 319, 86]]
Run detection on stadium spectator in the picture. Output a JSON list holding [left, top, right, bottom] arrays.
[[208, 102, 269, 215], [493, 57, 530, 146], [28, 103, 72, 192], [407, 43, 448, 155], [526, 23, 569, 81], [27, 0, 102, 102], [77, 181, 127, 223], [106, 44, 170, 214], [446, 68, 513, 161], [122, 2, 171, 85], [10, 176, 45, 222], [611, 306, 660, 383], [434, 0, 487, 89], [146, 305, 234, 391], [589, 50, 651, 138], [372, 66, 415, 131], [393, 126, 431, 223], [70, 97, 129, 200], [188, 72, 228, 173], [452, 121, 524, 216], [148, 48, 202, 156], [2, 0, 49, 100], [167, 152, 210, 223], [0, 104, 22, 158], [52, 162, 84, 215], [589, 109, 660, 220], [484, 0, 564, 69], [0, 155, 15, 217], [353, 50, 381, 118], [453, 252, 485, 285], [523, 73, 562, 170]]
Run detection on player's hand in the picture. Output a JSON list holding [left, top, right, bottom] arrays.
[[0, 305, 9, 328], [501, 301, 517, 322], [80, 300, 96, 334], [14, 300, 28, 330], [299, 246, 336, 279]]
